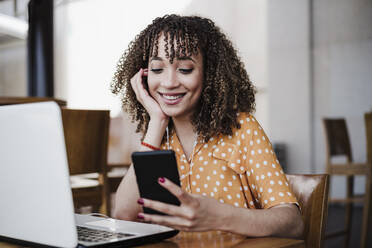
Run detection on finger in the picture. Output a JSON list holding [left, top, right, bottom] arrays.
[[158, 177, 194, 205], [131, 69, 150, 102], [130, 70, 142, 98], [136, 69, 150, 98], [139, 197, 191, 219], [137, 213, 193, 231]]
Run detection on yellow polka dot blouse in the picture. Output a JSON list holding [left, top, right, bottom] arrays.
[[161, 113, 298, 209]]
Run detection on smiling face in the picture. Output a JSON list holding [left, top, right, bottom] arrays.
[[147, 34, 203, 121]]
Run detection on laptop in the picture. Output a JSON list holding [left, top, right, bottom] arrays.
[[0, 102, 178, 247]]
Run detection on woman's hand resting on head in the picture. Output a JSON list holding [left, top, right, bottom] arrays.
[[130, 68, 169, 125], [137, 177, 229, 232]]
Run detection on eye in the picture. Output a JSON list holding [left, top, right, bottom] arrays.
[[150, 68, 163, 74], [178, 68, 194, 74]]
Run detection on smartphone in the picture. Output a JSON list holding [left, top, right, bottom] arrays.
[[132, 150, 181, 215]]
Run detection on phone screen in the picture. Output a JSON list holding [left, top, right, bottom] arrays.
[[132, 150, 181, 215]]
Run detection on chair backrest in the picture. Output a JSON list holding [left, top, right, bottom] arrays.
[[365, 112, 372, 164], [62, 109, 110, 175], [323, 118, 353, 162], [0, 97, 66, 107], [286, 174, 329, 248]]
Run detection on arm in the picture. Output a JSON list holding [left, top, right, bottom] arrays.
[[137, 178, 304, 238], [219, 202, 304, 238], [113, 165, 141, 220], [113, 68, 169, 220]]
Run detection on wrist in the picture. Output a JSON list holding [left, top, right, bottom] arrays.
[[141, 118, 169, 151], [141, 141, 161, 151], [216, 202, 236, 232], [148, 117, 169, 130]]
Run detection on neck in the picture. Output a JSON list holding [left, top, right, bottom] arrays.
[[172, 116, 197, 160], [172, 118, 196, 142]]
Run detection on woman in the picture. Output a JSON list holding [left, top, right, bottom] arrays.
[[111, 14, 304, 238]]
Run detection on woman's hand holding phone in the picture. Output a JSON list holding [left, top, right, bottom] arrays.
[[136, 177, 229, 232]]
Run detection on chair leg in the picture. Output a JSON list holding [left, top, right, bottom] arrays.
[[344, 175, 354, 248], [99, 202, 108, 216], [360, 174, 372, 248], [99, 175, 111, 217]]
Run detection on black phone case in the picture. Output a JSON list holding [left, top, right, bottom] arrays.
[[132, 150, 181, 215]]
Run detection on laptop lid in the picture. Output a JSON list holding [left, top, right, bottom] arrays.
[[0, 102, 78, 247]]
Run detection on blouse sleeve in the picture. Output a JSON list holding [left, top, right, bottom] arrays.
[[236, 114, 298, 209]]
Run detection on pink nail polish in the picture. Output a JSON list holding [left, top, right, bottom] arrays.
[[158, 177, 165, 183], [137, 213, 144, 219], [137, 198, 144, 205]]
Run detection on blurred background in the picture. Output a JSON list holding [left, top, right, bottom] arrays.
[[0, 0, 371, 246]]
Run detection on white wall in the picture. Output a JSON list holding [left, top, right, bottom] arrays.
[[0, 0, 27, 97], [313, 0, 372, 198], [267, 0, 312, 173], [0, 41, 27, 96]]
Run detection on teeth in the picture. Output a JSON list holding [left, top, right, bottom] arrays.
[[162, 94, 183, 100]]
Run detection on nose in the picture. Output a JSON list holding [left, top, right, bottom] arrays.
[[161, 69, 180, 88]]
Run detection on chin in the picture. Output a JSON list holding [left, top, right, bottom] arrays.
[[163, 110, 182, 118], [161, 107, 186, 119]]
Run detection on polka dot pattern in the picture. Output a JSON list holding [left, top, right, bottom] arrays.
[[162, 112, 298, 209]]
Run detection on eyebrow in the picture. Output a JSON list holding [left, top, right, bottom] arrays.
[[150, 56, 163, 62], [177, 56, 196, 63], [150, 56, 196, 63]]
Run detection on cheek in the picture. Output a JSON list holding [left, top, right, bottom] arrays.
[[147, 77, 158, 95], [190, 75, 203, 94]]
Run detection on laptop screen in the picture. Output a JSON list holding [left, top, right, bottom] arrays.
[[0, 102, 78, 247]]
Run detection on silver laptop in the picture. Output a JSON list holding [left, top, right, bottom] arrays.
[[0, 102, 178, 247]]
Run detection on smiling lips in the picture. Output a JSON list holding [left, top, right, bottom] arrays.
[[159, 92, 186, 105]]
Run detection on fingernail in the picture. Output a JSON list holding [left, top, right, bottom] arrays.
[[158, 177, 165, 183], [137, 213, 144, 219], [137, 198, 144, 205]]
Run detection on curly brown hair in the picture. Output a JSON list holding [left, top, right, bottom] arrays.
[[111, 14, 256, 142]]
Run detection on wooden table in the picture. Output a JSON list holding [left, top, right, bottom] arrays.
[[0, 231, 305, 248], [138, 231, 305, 248]]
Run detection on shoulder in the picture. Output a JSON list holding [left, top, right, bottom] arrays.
[[235, 112, 261, 133], [230, 112, 269, 149], [215, 112, 263, 149]]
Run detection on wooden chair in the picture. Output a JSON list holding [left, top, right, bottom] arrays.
[[62, 108, 111, 216], [0, 96, 66, 107], [362, 113, 372, 248], [286, 174, 329, 248], [107, 114, 131, 193], [323, 117, 372, 248]]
